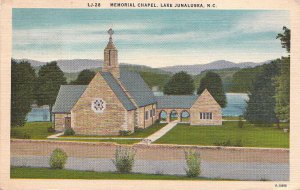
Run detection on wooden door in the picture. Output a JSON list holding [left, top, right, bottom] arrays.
[[65, 117, 71, 129]]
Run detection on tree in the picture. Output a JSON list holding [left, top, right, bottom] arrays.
[[11, 59, 36, 127], [244, 62, 280, 124], [197, 71, 227, 108], [276, 26, 290, 53], [274, 57, 290, 123], [163, 71, 195, 95], [274, 26, 290, 124], [70, 69, 96, 85], [35, 61, 67, 121]]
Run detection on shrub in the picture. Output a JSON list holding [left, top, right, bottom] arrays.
[[214, 139, 232, 146], [64, 128, 75, 136], [113, 146, 136, 173], [11, 130, 31, 139], [119, 130, 131, 136], [47, 126, 56, 133], [49, 148, 68, 169], [214, 139, 243, 147], [184, 149, 201, 178], [238, 116, 244, 128]]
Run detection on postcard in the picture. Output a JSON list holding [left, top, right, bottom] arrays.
[[1, 0, 300, 189]]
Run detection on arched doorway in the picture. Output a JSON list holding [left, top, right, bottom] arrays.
[[159, 110, 167, 122], [180, 110, 190, 123], [170, 110, 179, 121]]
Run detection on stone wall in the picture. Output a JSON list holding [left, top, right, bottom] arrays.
[[190, 89, 222, 125], [71, 72, 132, 136], [127, 110, 135, 132], [137, 103, 157, 129], [11, 139, 289, 163], [54, 113, 70, 131]]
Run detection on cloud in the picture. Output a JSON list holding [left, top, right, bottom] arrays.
[[12, 11, 289, 66], [235, 12, 289, 33]]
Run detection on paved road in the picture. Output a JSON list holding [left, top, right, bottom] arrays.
[[11, 156, 289, 181]]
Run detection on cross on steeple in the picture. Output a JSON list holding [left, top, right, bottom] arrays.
[[108, 28, 114, 42]]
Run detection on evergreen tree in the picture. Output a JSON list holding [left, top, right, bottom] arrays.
[[11, 59, 36, 127], [70, 69, 96, 85], [274, 26, 290, 123], [276, 26, 290, 53], [244, 62, 280, 124], [197, 71, 227, 108], [163, 71, 195, 95], [35, 61, 67, 121], [274, 57, 290, 122]]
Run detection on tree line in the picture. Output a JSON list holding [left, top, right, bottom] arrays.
[[11, 26, 290, 127], [245, 26, 290, 125]]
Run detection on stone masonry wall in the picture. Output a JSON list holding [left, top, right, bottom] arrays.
[[190, 89, 222, 125], [54, 113, 69, 131], [71, 72, 130, 136], [137, 103, 157, 129], [11, 139, 289, 163]]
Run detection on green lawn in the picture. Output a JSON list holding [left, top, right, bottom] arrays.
[[52, 138, 141, 144], [62, 122, 166, 138], [11, 122, 165, 144], [223, 116, 242, 120], [11, 167, 218, 180], [154, 121, 289, 148], [11, 122, 55, 139]]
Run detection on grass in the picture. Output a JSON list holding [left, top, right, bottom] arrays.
[[52, 138, 141, 144], [11, 167, 218, 180], [11, 122, 55, 139], [180, 117, 190, 122], [155, 121, 289, 148], [10, 122, 165, 144], [223, 116, 242, 120], [62, 122, 166, 138]]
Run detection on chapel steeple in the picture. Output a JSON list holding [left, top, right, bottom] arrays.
[[102, 28, 120, 78]]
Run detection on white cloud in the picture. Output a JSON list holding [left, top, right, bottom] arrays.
[[235, 12, 289, 33]]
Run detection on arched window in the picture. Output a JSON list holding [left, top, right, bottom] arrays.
[[180, 110, 190, 123], [159, 110, 167, 122]]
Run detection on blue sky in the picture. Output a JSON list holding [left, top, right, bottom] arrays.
[[13, 9, 289, 67]]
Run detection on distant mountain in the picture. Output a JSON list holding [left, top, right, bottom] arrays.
[[15, 59, 103, 73], [15, 58, 271, 75], [15, 58, 171, 74], [160, 60, 268, 75]]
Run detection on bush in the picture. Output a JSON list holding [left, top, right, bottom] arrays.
[[238, 116, 244, 128], [119, 130, 131, 136], [113, 146, 136, 173], [11, 130, 31, 139], [47, 127, 56, 133], [184, 149, 201, 177], [214, 139, 232, 146], [213, 139, 243, 147], [64, 128, 75, 136], [49, 148, 68, 169]]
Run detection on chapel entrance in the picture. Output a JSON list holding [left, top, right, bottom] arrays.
[[65, 117, 71, 129]]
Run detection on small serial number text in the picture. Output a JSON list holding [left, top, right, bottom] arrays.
[[87, 3, 101, 7]]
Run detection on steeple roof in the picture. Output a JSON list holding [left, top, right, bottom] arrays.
[[105, 28, 117, 49]]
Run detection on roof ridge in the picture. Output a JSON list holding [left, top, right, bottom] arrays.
[[101, 72, 136, 110]]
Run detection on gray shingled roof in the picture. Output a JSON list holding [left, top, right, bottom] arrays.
[[101, 72, 136, 110], [120, 71, 157, 107], [156, 95, 198, 109], [52, 85, 87, 113]]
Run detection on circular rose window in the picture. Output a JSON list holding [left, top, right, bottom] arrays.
[[91, 98, 106, 113]]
